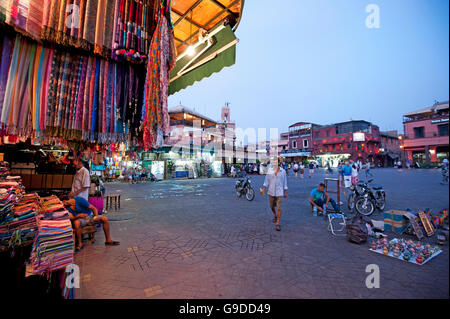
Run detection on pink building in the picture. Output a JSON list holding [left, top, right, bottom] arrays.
[[402, 101, 449, 164]]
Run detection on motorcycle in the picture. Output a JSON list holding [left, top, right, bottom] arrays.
[[348, 179, 386, 216], [235, 176, 255, 201]]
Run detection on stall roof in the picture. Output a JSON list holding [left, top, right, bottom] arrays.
[[171, 0, 244, 55], [169, 0, 244, 94]]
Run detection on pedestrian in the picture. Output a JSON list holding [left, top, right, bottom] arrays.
[[365, 160, 373, 178], [293, 162, 299, 179], [284, 161, 289, 176], [69, 159, 91, 200], [351, 163, 359, 185], [342, 160, 352, 188], [261, 157, 288, 231], [337, 162, 344, 187], [308, 161, 315, 178], [299, 162, 305, 179], [310, 183, 341, 216]]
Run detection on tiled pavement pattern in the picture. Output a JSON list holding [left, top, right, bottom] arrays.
[[76, 168, 449, 299]]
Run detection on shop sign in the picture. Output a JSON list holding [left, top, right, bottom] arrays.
[[353, 132, 365, 142], [431, 118, 449, 124], [91, 164, 105, 171], [151, 161, 165, 180]]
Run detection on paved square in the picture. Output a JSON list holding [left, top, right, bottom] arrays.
[[75, 168, 449, 299]]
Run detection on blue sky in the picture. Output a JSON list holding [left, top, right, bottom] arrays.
[[168, 0, 449, 137]]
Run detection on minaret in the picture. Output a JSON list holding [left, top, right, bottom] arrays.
[[221, 103, 230, 123]]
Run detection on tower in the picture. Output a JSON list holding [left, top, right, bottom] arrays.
[[221, 103, 230, 123]]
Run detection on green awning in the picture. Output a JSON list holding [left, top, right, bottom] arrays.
[[169, 24, 238, 95]]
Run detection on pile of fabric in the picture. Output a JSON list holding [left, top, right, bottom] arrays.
[[0, 181, 38, 252], [30, 196, 73, 274], [0, 161, 9, 179]]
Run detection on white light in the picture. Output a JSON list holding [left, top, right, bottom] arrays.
[[187, 46, 195, 56]]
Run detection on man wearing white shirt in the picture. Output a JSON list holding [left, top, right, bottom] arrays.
[[69, 159, 91, 200], [262, 157, 288, 231]]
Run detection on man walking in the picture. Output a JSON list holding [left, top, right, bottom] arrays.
[[308, 161, 315, 178], [365, 160, 373, 178], [293, 162, 299, 179], [262, 157, 288, 231], [69, 159, 91, 200]]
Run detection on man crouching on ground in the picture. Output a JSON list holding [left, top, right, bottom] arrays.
[[62, 196, 120, 251]]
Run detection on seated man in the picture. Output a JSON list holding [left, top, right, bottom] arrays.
[[63, 196, 120, 251], [310, 183, 341, 216]]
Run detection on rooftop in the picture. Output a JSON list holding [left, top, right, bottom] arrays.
[[169, 105, 217, 125], [403, 101, 449, 117]]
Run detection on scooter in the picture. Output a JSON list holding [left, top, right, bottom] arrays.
[[235, 176, 255, 201]]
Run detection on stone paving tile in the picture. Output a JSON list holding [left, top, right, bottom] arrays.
[[75, 169, 449, 298]]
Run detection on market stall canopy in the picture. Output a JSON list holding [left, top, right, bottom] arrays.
[[169, 0, 244, 94]]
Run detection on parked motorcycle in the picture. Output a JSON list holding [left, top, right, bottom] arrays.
[[235, 176, 255, 201], [347, 179, 386, 216]]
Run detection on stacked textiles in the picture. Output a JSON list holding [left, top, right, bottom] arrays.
[[0, 183, 39, 251], [30, 196, 73, 274], [0, 161, 10, 179]]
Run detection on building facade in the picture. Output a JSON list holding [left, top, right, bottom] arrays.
[[377, 130, 401, 167], [281, 120, 382, 167], [402, 101, 449, 164]]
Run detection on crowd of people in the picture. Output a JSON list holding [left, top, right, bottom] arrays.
[[104, 167, 156, 183]]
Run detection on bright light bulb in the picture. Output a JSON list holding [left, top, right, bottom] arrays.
[[187, 46, 195, 56]]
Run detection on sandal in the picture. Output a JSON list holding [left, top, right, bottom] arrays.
[[105, 241, 120, 246], [275, 224, 281, 231], [75, 246, 83, 252]]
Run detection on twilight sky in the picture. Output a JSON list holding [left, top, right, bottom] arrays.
[[168, 0, 449, 139]]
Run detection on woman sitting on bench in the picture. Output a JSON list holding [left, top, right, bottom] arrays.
[[62, 196, 120, 251]]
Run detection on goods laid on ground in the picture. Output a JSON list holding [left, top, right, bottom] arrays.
[[369, 237, 442, 265]]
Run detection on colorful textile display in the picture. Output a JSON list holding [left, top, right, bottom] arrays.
[[1, 0, 158, 60], [1, 0, 176, 148], [0, 33, 145, 143], [142, 0, 176, 150]]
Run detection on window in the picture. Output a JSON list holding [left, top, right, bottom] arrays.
[[303, 139, 308, 148], [315, 132, 320, 138], [292, 140, 297, 149], [326, 131, 330, 137], [332, 144, 336, 150], [414, 127, 424, 138], [438, 124, 449, 136]]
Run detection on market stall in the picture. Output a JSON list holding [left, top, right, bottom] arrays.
[[0, 0, 245, 298]]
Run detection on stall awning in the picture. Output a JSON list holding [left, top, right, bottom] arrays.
[[169, 24, 238, 95]]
